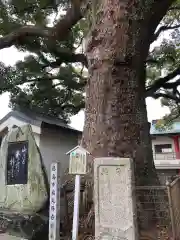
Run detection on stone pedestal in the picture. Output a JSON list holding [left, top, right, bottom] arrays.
[[0, 234, 25, 240], [94, 158, 138, 240]]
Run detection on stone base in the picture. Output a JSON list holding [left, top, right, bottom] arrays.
[[0, 234, 25, 240]]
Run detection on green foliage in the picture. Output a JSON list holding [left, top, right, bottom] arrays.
[[147, 2, 180, 127], [147, 1, 180, 79], [0, 0, 56, 34], [0, 57, 86, 121], [8, 66, 85, 122], [0, 0, 85, 121], [154, 118, 173, 132]]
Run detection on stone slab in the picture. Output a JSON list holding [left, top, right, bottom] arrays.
[[94, 158, 138, 240], [0, 233, 25, 240], [0, 125, 48, 214]]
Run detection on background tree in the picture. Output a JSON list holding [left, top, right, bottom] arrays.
[[146, 2, 180, 119], [0, 60, 86, 122], [0, 0, 86, 121], [0, 0, 180, 237]]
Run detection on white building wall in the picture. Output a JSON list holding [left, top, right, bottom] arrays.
[[39, 126, 79, 182], [39, 127, 79, 219], [151, 136, 175, 160], [152, 136, 174, 152]]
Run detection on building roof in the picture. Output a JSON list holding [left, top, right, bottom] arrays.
[[150, 119, 180, 135], [0, 110, 82, 134]]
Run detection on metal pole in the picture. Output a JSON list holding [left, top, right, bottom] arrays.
[[72, 174, 81, 240]]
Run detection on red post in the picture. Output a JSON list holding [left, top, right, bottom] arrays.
[[173, 136, 180, 158], [172, 136, 180, 174]]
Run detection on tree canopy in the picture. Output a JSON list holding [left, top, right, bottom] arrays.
[[0, 0, 180, 122], [0, 0, 86, 121]]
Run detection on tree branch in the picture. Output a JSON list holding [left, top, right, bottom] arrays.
[[169, 5, 180, 10], [48, 2, 82, 40], [146, 57, 159, 64], [152, 24, 180, 42], [163, 79, 180, 89], [0, 26, 49, 50], [0, 2, 82, 50], [151, 92, 180, 102], [61, 102, 85, 110], [43, 51, 88, 68], [145, 0, 175, 44], [146, 67, 180, 96], [0, 75, 59, 93]]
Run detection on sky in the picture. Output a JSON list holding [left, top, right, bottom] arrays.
[[0, 46, 170, 132]]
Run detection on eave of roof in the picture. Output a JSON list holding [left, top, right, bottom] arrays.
[[0, 110, 82, 134], [150, 120, 180, 135]]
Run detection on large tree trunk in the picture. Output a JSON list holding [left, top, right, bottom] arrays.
[[82, 0, 157, 185], [79, 0, 174, 237]]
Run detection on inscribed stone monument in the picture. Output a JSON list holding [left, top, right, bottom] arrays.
[[94, 158, 138, 240], [0, 124, 48, 214]]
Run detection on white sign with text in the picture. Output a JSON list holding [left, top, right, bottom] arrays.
[[49, 162, 61, 240]]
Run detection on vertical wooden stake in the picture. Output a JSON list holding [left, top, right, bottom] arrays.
[[49, 162, 61, 240], [72, 174, 81, 240]]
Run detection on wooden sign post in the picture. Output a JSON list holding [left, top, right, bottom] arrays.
[[66, 146, 89, 240], [49, 162, 61, 240]]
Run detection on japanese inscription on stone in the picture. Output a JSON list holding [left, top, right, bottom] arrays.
[[98, 165, 130, 228], [49, 162, 61, 240], [94, 158, 137, 240], [6, 141, 28, 185]]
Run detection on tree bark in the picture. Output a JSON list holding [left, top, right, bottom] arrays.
[[82, 0, 158, 186]]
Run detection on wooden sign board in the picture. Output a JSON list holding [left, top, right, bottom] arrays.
[[6, 141, 28, 185], [68, 146, 88, 175]]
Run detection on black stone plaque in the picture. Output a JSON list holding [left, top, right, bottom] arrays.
[[6, 141, 28, 185]]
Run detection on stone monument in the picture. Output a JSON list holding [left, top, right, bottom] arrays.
[[0, 124, 48, 239], [0, 124, 48, 214], [94, 158, 138, 240]]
